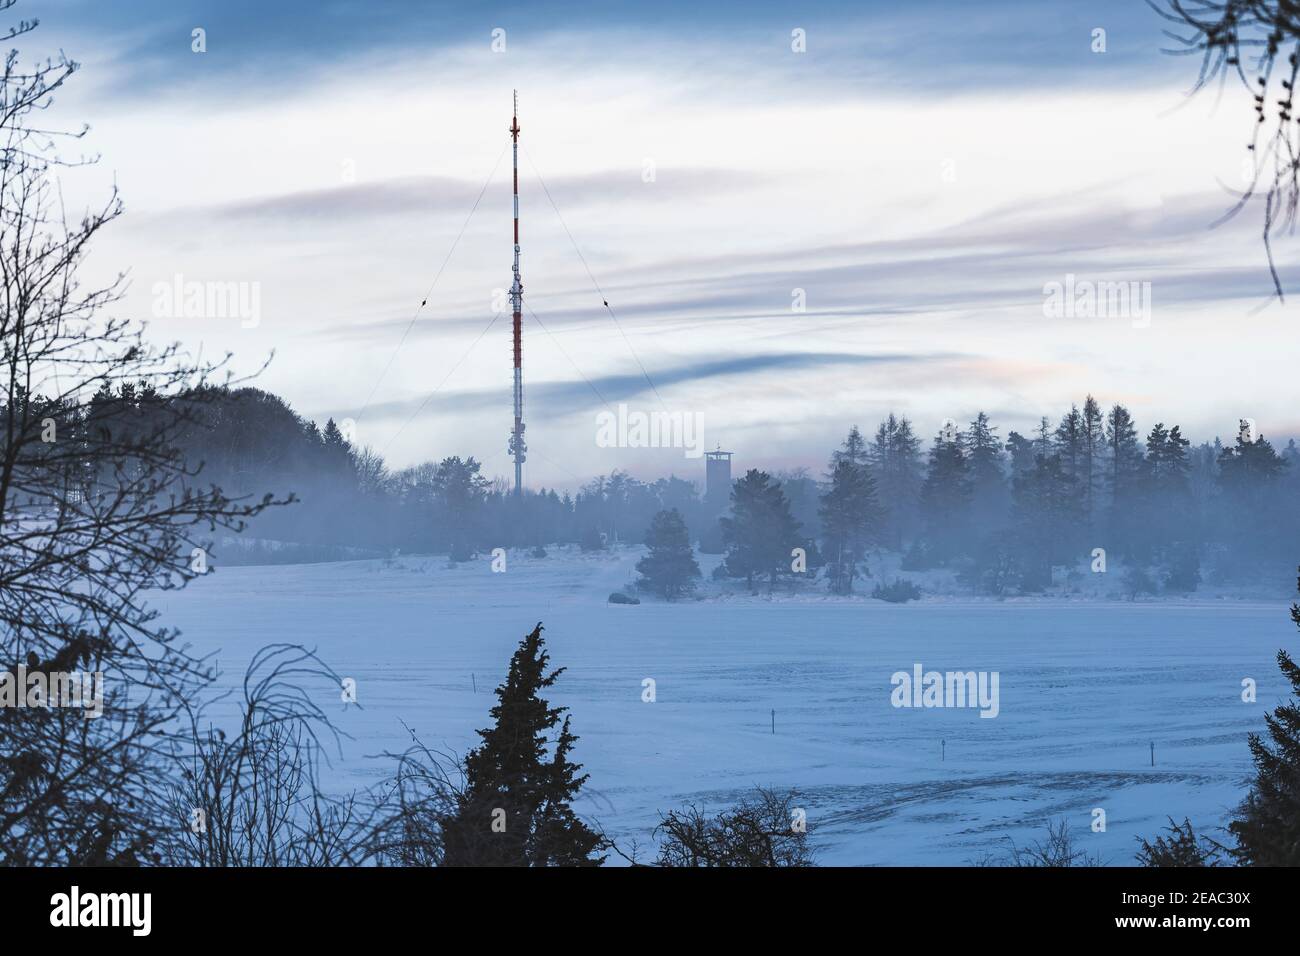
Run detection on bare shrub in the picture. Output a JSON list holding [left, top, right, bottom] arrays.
[[975, 818, 1103, 867], [163, 645, 381, 867], [653, 787, 812, 867]]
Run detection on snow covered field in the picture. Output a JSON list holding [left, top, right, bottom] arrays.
[[151, 547, 1296, 866]]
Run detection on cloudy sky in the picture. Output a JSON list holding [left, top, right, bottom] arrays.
[[32, 0, 1300, 489]]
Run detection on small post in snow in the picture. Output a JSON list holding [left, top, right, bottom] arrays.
[[1150, 741, 1154, 766], [771, 708, 775, 735], [472, 673, 477, 694], [942, 739, 946, 762]]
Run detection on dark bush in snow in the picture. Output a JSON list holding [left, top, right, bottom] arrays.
[[872, 579, 922, 603]]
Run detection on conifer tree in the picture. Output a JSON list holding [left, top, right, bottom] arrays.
[[1218, 429, 1288, 491], [819, 455, 882, 594], [832, 424, 871, 470], [721, 470, 802, 592], [1054, 405, 1085, 485], [1105, 404, 1145, 552], [636, 509, 701, 599], [432, 455, 488, 560], [1229, 572, 1300, 865], [530, 714, 601, 866], [1141, 422, 1194, 560], [1033, 416, 1054, 457], [967, 411, 1008, 530], [439, 624, 604, 866], [918, 427, 972, 565], [1285, 438, 1300, 472], [1144, 422, 1170, 484], [1105, 404, 1143, 507], [1216, 428, 1290, 564], [1081, 395, 1105, 520], [869, 414, 924, 549], [967, 412, 1005, 488], [1004, 430, 1037, 478], [1136, 818, 1223, 867], [1165, 425, 1191, 485], [1141, 422, 1190, 492]]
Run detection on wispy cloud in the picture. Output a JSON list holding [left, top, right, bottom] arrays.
[[191, 167, 765, 225], [37, 0, 1298, 486], [348, 349, 943, 424]]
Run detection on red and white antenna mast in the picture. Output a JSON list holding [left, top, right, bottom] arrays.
[[507, 90, 526, 495]]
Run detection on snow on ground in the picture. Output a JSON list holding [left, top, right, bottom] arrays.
[[150, 546, 1295, 865]]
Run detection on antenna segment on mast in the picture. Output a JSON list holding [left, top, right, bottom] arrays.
[[507, 90, 527, 496]]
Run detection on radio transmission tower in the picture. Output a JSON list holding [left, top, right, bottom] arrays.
[[507, 90, 527, 495]]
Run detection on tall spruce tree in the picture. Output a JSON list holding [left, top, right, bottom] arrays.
[[918, 428, 972, 565], [1137, 422, 1195, 564], [721, 469, 802, 592], [1165, 425, 1191, 487], [1034, 416, 1054, 458], [1105, 404, 1144, 552], [1229, 572, 1300, 865], [1105, 404, 1143, 506], [439, 624, 604, 866], [1081, 395, 1105, 522], [819, 454, 882, 595], [832, 424, 871, 470], [967, 411, 1008, 531], [1144, 422, 1170, 484], [636, 509, 701, 599], [869, 414, 924, 549], [1054, 405, 1085, 486]]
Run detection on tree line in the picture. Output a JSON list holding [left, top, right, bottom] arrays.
[[66, 385, 1296, 600], [639, 403, 1299, 599]]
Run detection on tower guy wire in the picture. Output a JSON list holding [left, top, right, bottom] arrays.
[[354, 140, 508, 424], [379, 309, 505, 456], [521, 143, 668, 412]]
